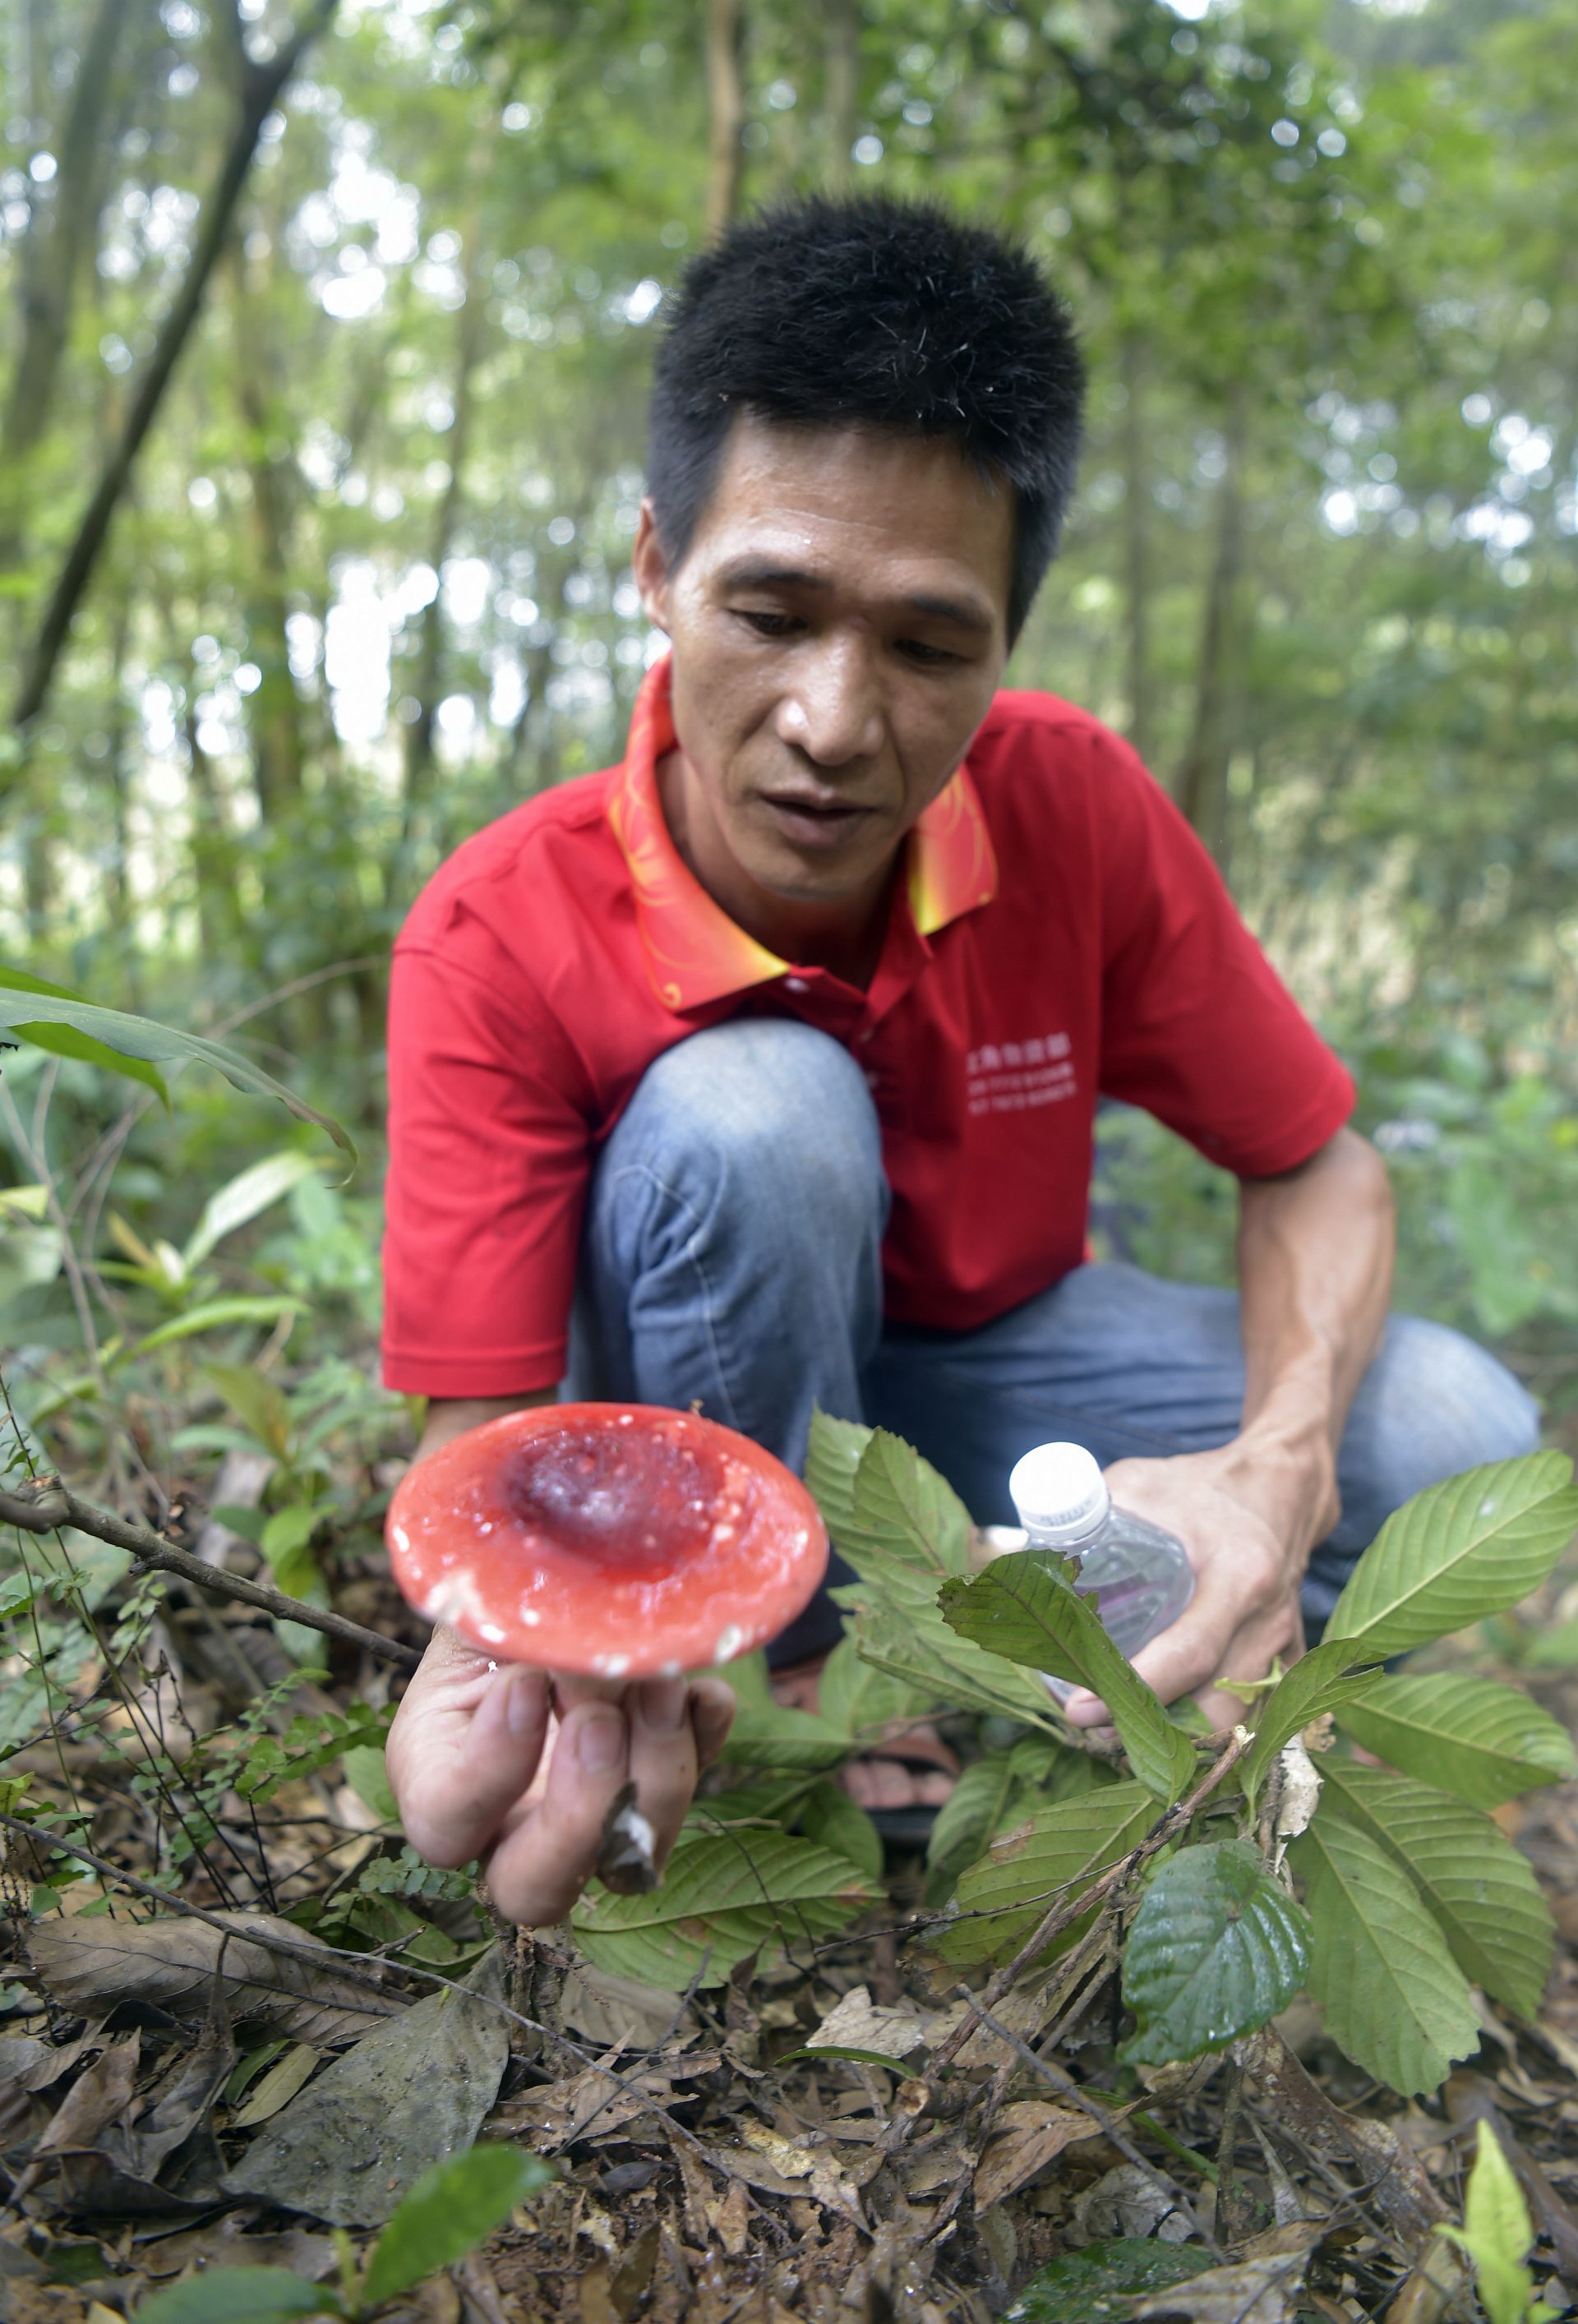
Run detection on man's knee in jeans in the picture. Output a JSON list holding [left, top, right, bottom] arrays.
[[609, 1018, 884, 1236], [1303, 1314, 1541, 1635]]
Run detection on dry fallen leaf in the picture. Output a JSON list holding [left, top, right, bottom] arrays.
[[1129, 2248, 1311, 2324], [807, 1983, 928, 2062], [25, 1913, 397, 2047], [973, 2100, 1096, 2211]]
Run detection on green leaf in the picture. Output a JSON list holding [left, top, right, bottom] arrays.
[[1010, 2239, 1216, 2324], [804, 1406, 872, 1549], [926, 1736, 1102, 1903], [0, 965, 168, 1102], [360, 2143, 555, 2308], [938, 1552, 1195, 1804], [1238, 1637, 1384, 1810], [775, 2043, 916, 2072], [1119, 1838, 1310, 2066], [1335, 1673, 1576, 1809], [1437, 2120, 1548, 2324], [1290, 1809, 1480, 2095], [927, 1783, 1154, 1971], [815, 1630, 933, 1738], [847, 1427, 974, 1575], [1325, 1455, 1578, 1660], [343, 1744, 400, 1827], [183, 1150, 326, 1270], [202, 1360, 293, 1458], [132, 2267, 339, 2322], [798, 1778, 884, 1881], [1319, 1762, 1554, 2020], [572, 1829, 874, 1988], [719, 1699, 849, 1773], [0, 971, 353, 1161], [841, 1588, 1064, 1731], [130, 1297, 302, 1358]]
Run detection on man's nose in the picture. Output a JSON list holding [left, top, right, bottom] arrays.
[[774, 639, 884, 767]]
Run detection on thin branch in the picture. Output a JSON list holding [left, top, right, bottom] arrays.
[[0, 1474, 420, 1672]]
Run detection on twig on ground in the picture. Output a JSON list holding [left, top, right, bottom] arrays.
[[0, 1475, 421, 1672]]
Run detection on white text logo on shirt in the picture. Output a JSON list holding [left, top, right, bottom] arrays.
[[965, 1031, 1077, 1117]]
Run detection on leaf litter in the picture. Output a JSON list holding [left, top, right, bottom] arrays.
[[5, 1482, 1578, 2317]]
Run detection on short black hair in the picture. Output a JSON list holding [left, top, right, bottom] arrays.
[[646, 192, 1084, 645]]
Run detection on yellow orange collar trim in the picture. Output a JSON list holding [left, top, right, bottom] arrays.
[[607, 657, 998, 1012]]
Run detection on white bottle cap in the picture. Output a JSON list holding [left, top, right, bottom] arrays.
[[1008, 1441, 1109, 1542]]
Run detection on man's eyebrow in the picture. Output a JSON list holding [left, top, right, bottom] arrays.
[[715, 557, 996, 636]]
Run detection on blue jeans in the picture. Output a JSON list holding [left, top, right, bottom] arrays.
[[566, 1021, 1542, 1665]]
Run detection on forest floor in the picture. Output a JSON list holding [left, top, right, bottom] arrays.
[[3, 1459, 1577, 2324]]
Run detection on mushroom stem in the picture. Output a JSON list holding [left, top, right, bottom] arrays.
[[595, 1779, 659, 1894]]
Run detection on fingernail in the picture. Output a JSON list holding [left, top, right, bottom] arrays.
[[578, 1708, 625, 1774], [639, 1677, 685, 1735]]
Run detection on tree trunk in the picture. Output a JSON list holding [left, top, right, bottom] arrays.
[[704, 0, 745, 241], [1119, 330, 1152, 768], [230, 253, 306, 825], [1173, 392, 1246, 860], [9, 0, 339, 749], [0, 0, 130, 481], [401, 267, 488, 828], [824, 0, 858, 186]]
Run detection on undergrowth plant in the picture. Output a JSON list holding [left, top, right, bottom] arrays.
[[572, 1414, 1576, 2105]]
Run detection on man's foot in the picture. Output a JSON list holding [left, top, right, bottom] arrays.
[[769, 1658, 958, 1816]]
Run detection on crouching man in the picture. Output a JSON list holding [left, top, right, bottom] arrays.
[[381, 194, 1539, 1924]]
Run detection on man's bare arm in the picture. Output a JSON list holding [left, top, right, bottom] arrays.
[[1066, 1126, 1395, 1726], [414, 1388, 557, 1463]]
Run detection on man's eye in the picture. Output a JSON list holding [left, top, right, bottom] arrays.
[[897, 639, 957, 666], [736, 609, 797, 638]]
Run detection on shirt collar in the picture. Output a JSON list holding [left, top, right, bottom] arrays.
[[607, 655, 998, 1012]]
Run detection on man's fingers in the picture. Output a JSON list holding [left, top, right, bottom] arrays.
[[690, 1676, 736, 1772], [394, 1663, 551, 1867], [482, 1698, 631, 1927], [626, 1677, 699, 1875]]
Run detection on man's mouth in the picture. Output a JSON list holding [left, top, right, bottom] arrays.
[[756, 791, 874, 850]]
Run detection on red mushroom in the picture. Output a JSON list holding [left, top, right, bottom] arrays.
[[385, 1402, 828, 1679]]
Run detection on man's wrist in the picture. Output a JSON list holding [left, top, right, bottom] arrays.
[[1216, 1418, 1340, 1565]]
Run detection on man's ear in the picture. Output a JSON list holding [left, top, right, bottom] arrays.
[[631, 499, 672, 632]]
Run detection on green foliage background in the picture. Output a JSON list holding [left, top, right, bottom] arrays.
[[2, 0, 1576, 1419]]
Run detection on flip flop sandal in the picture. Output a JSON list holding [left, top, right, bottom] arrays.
[[842, 1725, 962, 1851]]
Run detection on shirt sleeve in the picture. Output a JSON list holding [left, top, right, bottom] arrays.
[[1092, 729, 1354, 1175], [381, 928, 593, 1397]]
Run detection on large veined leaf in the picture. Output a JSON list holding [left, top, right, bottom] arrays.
[[928, 1784, 1154, 1971], [359, 2144, 555, 2308], [570, 1829, 874, 1988], [842, 1587, 1065, 1732], [924, 1736, 1096, 1902], [815, 1629, 933, 1738], [0, 964, 168, 1101], [717, 1700, 850, 1773], [844, 1426, 975, 1576], [1119, 1839, 1310, 2066], [1319, 1762, 1553, 2020], [804, 1407, 871, 1551], [1325, 1455, 1578, 1660], [1010, 2240, 1216, 2324], [1237, 1637, 1385, 1810], [1439, 2121, 1551, 2324], [1334, 1673, 1576, 1809], [1290, 1810, 1480, 2095], [0, 972, 354, 1163], [939, 1552, 1195, 1804]]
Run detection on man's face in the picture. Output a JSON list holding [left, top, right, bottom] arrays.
[[634, 416, 1013, 913]]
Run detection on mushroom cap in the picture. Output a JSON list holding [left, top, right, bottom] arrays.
[[385, 1402, 829, 1676]]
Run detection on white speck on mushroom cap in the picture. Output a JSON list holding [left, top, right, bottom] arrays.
[[713, 1624, 745, 1663], [390, 1523, 410, 1553], [519, 1604, 541, 1625], [594, 1653, 631, 1677], [659, 1658, 682, 1678]]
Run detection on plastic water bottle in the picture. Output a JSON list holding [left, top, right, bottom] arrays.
[[1004, 1440, 1194, 1694]]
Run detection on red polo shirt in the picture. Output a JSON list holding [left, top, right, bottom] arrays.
[[381, 657, 1353, 1396]]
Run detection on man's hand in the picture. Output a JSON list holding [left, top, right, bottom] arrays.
[[387, 1625, 736, 1926], [1061, 1440, 1338, 1732]]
